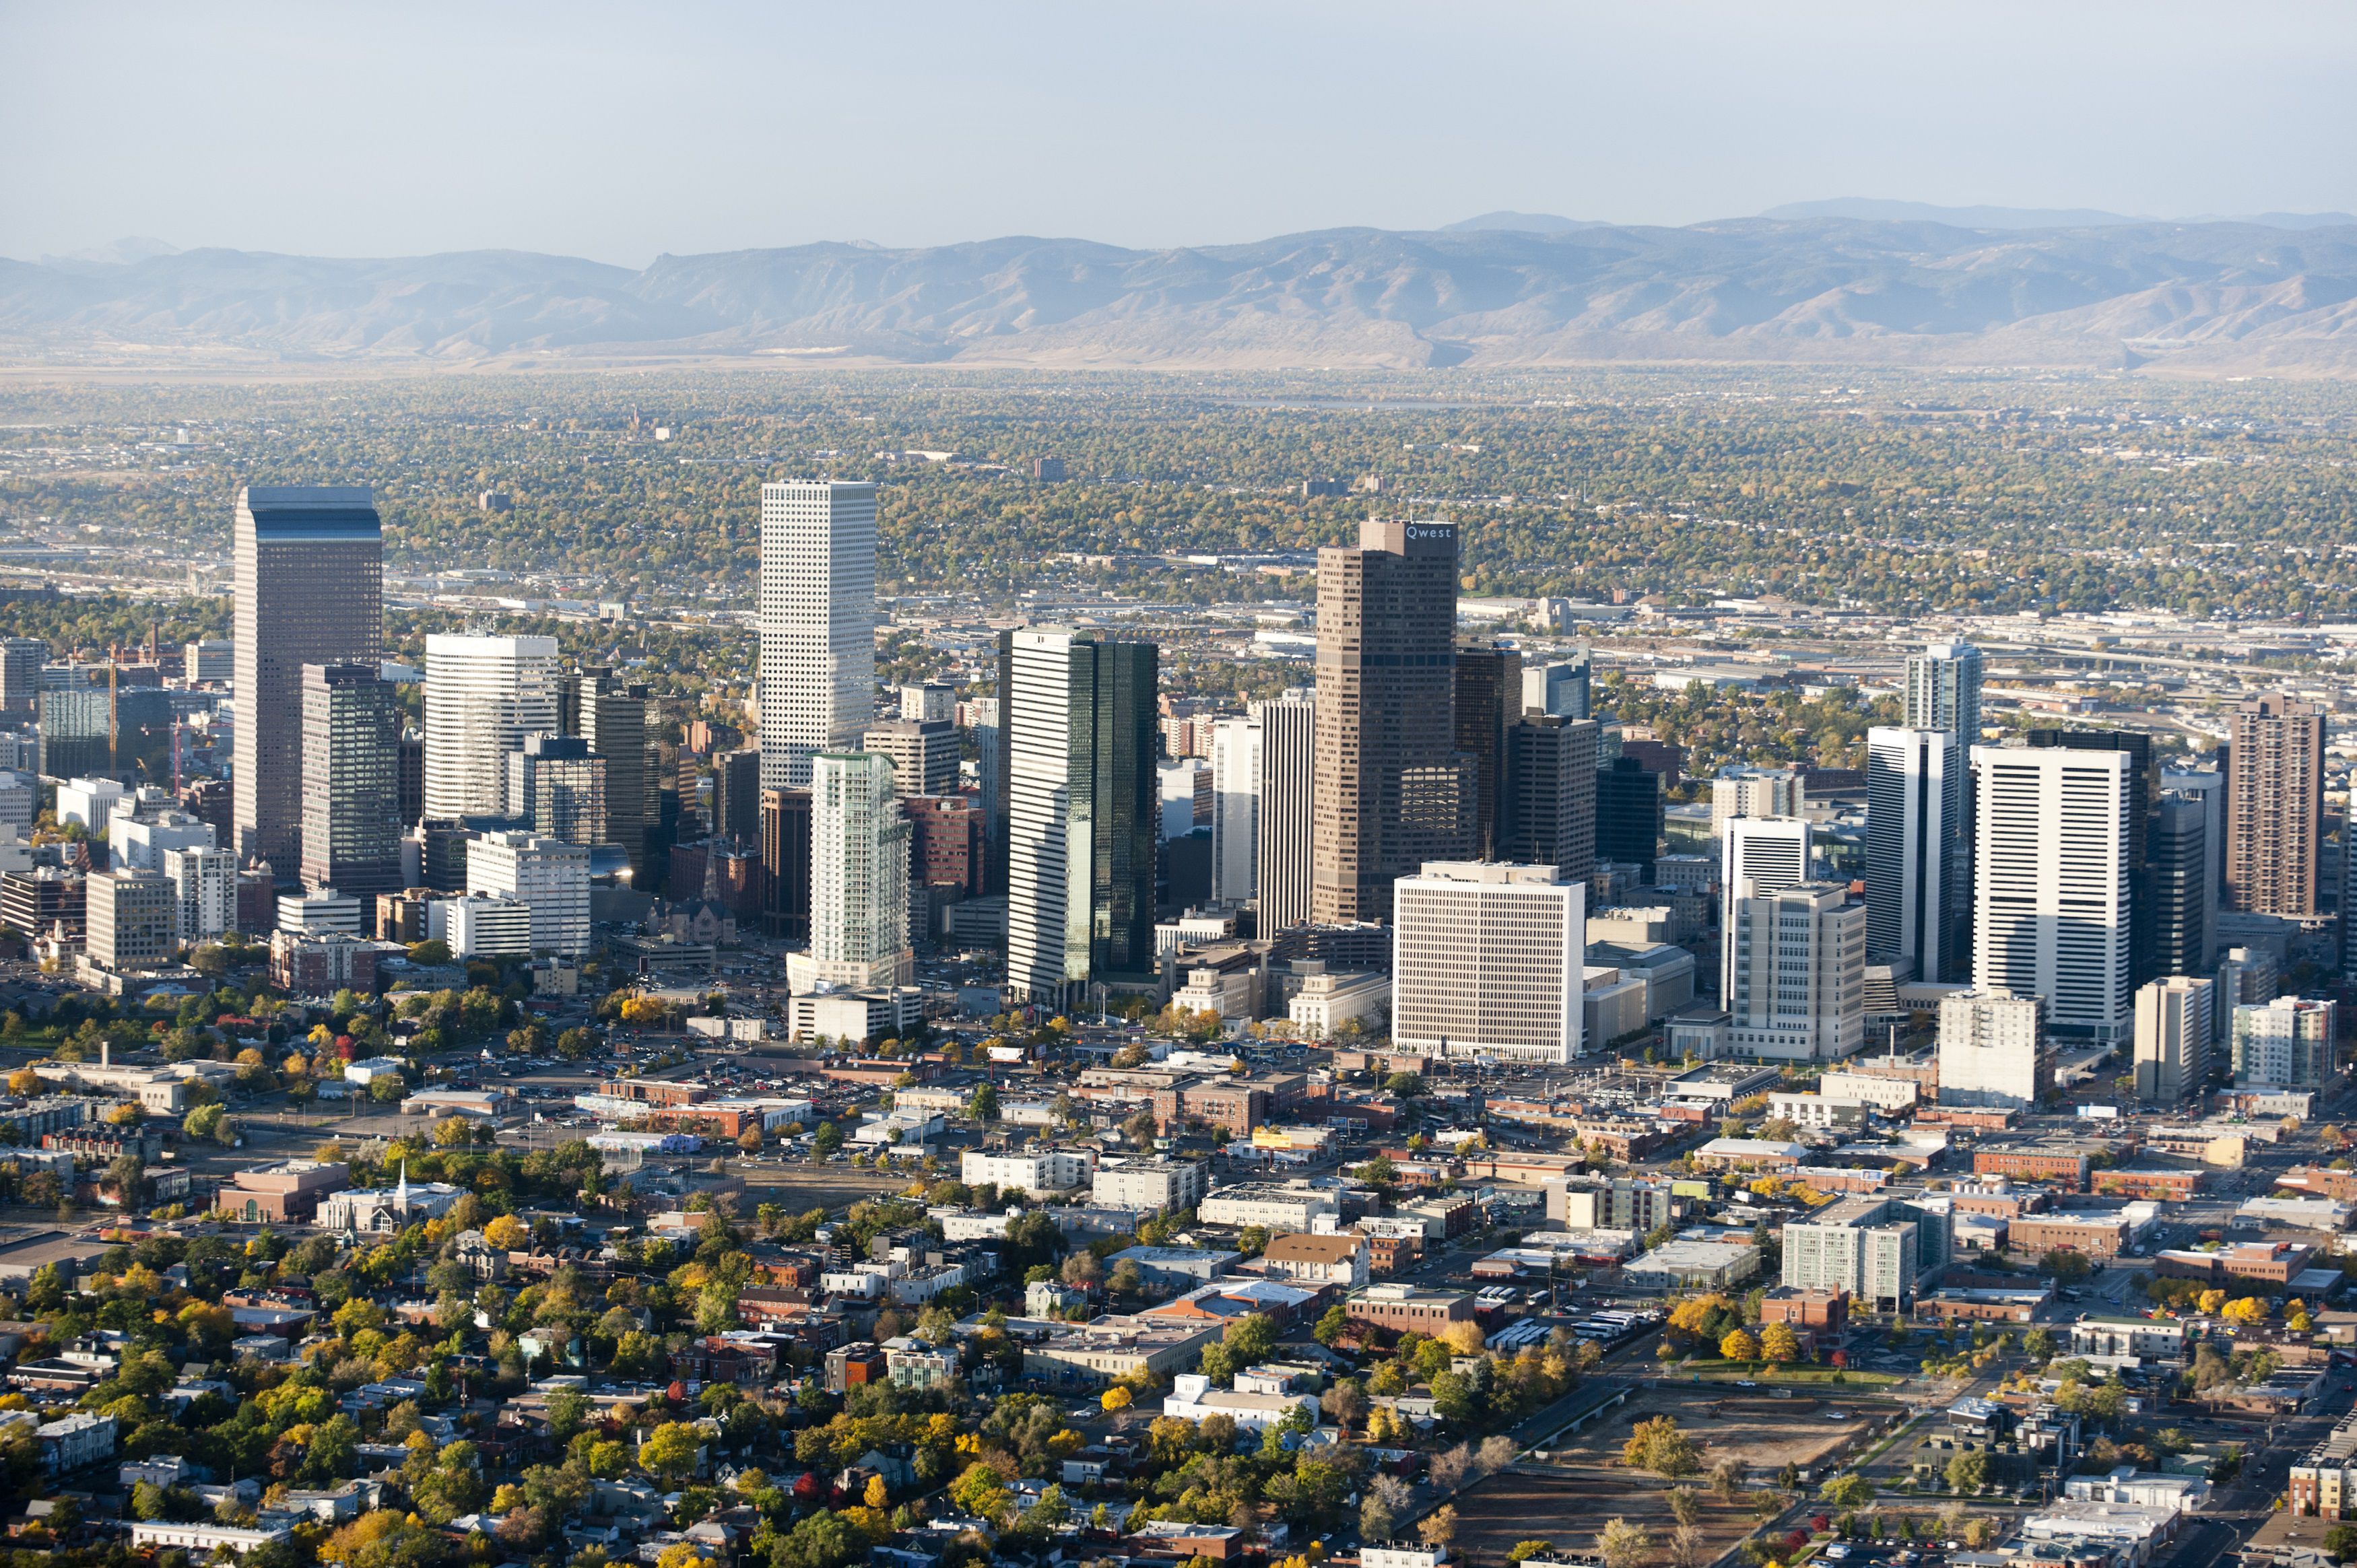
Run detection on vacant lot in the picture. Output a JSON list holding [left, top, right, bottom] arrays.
[[1448, 1466, 1762, 1568], [1542, 1384, 1905, 1477]]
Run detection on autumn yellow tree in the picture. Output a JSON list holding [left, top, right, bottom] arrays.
[[484, 1214, 529, 1250], [2197, 1289, 2228, 1315], [1719, 1328, 1758, 1362], [1759, 1322, 1801, 1363], [2222, 1296, 2268, 1326]]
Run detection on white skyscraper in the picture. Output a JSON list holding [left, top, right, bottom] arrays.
[[1936, 989, 2050, 1108], [1208, 716, 1259, 906], [1722, 882, 1867, 1062], [1722, 815, 1812, 1004], [422, 635, 560, 821], [1251, 691, 1315, 934], [1392, 861, 1584, 1065], [465, 831, 590, 957], [1905, 641, 1983, 743], [758, 480, 876, 790], [1711, 767, 1805, 840], [791, 751, 912, 993], [1006, 630, 1086, 1004], [2134, 975, 2212, 1105], [160, 845, 234, 945], [1865, 726, 1967, 983], [1971, 743, 2133, 1043]]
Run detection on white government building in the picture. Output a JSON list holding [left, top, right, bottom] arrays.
[[1390, 861, 1584, 1064]]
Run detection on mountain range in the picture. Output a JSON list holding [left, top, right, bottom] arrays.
[[9, 211, 2357, 374]]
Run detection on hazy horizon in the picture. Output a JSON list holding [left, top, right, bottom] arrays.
[[5, 1, 2353, 269]]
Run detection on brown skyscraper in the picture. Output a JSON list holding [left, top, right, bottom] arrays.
[[1311, 518, 1473, 924], [2224, 693, 2326, 916]]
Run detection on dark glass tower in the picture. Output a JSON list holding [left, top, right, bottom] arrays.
[[1502, 714, 1599, 878], [1453, 637, 1521, 858], [300, 662, 402, 895], [1595, 755, 1665, 867]]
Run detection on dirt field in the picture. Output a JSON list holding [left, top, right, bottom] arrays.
[[1541, 1384, 1904, 1477], [1447, 1467, 1762, 1568]]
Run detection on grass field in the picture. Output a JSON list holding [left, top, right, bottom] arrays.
[[1680, 1361, 1904, 1387]]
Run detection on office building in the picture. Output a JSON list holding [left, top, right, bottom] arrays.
[[1595, 757, 1664, 865], [1865, 726, 1967, 984], [758, 480, 875, 789], [422, 635, 560, 821], [2152, 792, 2212, 979], [1711, 767, 1805, 840], [1781, 1193, 1950, 1311], [1004, 629, 1158, 1006], [901, 683, 955, 724], [504, 733, 607, 846], [793, 752, 911, 992], [298, 662, 401, 897], [760, 786, 813, 941], [1391, 861, 1583, 1065], [233, 487, 383, 872], [0, 638, 43, 721], [87, 871, 174, 972], [467, 831, 590, 957], [1311, 519, 1469, 924], [1453, 638, 1520, 857], [1251, 692, 1315, 934], [278, 887, 363, 934], [1208, 716, 1258, 906], [37, 688, 110, 781], [710, 749, 762, 846], [440, 895, 533, 959], [2134, 976, 2213, 1105], [182, 640, 232, 685], [1720, 813, 1812, 1004], [1501, 714, 1598, 879], [2224, 694, 2327, 916], [2232, 996, 2337, 1092], [1523, 653, 1590, 721], [564, 670, 649, 871], [1723, 882, 1867, 1062], [1904, 642, 1983, 744], [1972, 743, 2133, 1044], [906, 794, 987, 897], [397, 732, 423, 828], [110, 807, 213, 873], [861, 720, 959, 800], [2028, 727, 2159, 986], [1935, 989, 2050, 1110]]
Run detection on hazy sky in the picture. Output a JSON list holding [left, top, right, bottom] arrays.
[[5, 1, 2352, 265]]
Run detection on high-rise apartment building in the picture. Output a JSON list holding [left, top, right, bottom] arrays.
[[1501, 715, 1598, 880], [160, 844, 234, 945], [759, 786, 813, 941], [233, 487, 383, 874], [2216, 945, 2279, 1050], [1972, 743, 2133, 1043], [792, 752, 911, 992], [1522, 652, 1590, 721], [2232, 996, 2337, 1091], [1935, 989, 2049, 1109], [1391, 861, 1584, 1066], [2133, 976, 2212, 1104], [758, 480, 875, 789], [1311, 519, 1469, 924], [1904, 641, 1983, 744], [906, 794, 987, 897], [1865, 726, 1967, 983], [423, 635, 560, 821], [567, 671, 649, 872], [2152, 792, 2213, 979], [299, 662, 402, 896], [1711, 767, 1805, 840], [1722, 881, 1865, 1062], [710, 748, 762, 846], [2224, 693, 2327, 916], [1004, 629, 1158, 1006], [900, 683, 956, 724], [1781, 1192, 1950, 1312], [1251, 692, 1315, 934], [466, 831, 590, 957], [1595, 756, 1663, 865], [860, 720, 960, 800], [504, 734, 607, 846], [1208, 716, 1259, 906], [1453, 638, 1521, 858], [0, 638, 44, 721]]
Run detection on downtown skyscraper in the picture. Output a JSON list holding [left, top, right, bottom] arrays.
[[422, 634, 560, 820], [2224, 693, 2326, 916], [1865, 726, 1968, 984], [1251, 691, 1315, 934], [1311, 519, 1469, 924], [233, 486, 383, 874], [1972, 743, 2133, 1044], [298, 662, 403, 896], [758, 480, 875, 790], [791, 751, 911, 992]]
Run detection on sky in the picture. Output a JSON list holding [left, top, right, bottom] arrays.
[[4, 1, 2353, 267]]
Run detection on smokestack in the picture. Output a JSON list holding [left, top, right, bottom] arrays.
[[100, 1042, 109, 1068]]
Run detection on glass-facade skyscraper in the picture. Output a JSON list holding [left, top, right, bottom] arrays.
[[300, 662, 402, 896]]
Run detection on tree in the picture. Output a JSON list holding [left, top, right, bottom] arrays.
[[2324, 1523, 2357, 1562], [1758, 1322, 1801, 1364], [1623, 1416, 1700, 1478], [1508, 1544, 1554, 1565], [1417, 1505, 1458, 1548], [2022, 1328, 2057, 1363], [1359, 1495, 1395, 1542], [1597, 1518, 1651, 1568], [2223, 1296, 2268, 1326], [1719, 1328, 1758, 1362], [1820, 1475, 1876, 1510], [863, 1474, 889, 1509], [485, 1214, 529, 1250], [638, 1421, 703, 1487], [1101, 1386, 1132, 1412], [1670, 1524, 1708, 1568], [2042, 1250, 2093, 1285], [1945, 1450, 1989, 1494], [968, 1084, 999, 1122], [1668, 1488, 1702, 1527], [1709, 1458, 1747, 1499]]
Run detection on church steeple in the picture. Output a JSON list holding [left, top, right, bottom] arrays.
[[395, 1158, 409, 1216]]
